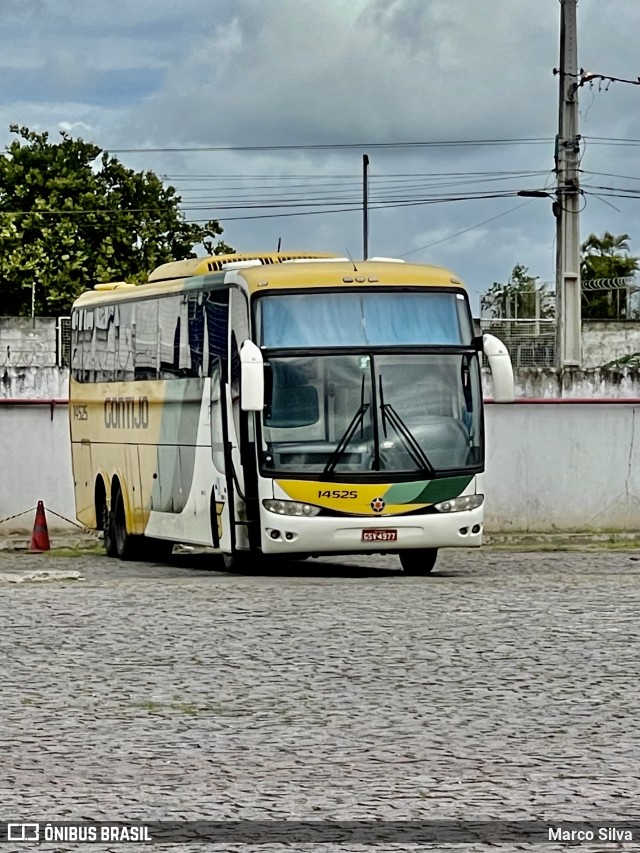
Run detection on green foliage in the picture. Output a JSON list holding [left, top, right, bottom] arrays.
[[484, 233, 640, 322], [481, 264, 553, 319], [600, 352, 640, 370], [0, 125, 232, 316], [581, 232, 639, 319]]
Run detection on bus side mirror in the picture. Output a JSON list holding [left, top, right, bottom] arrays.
[[240, 340, 265, 411], [483, 333, 515, 402]]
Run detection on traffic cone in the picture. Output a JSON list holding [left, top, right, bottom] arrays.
[[30, 501, 51, 552]]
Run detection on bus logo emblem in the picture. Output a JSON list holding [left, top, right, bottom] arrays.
[[371, 497, 385, 513]]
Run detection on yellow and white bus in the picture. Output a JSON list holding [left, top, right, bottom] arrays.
[[69, 252, 513, 573]]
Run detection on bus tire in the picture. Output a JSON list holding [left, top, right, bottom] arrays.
[[222, 550, 271, 573], [399, 548, 438, 575], [142, 538, 174, 563], [113, 486, 140, 561], [102, 501, 118, 558]]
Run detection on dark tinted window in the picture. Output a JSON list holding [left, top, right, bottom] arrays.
[[71, 288, 230, 382]]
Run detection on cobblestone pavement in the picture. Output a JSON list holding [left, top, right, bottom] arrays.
[[2, 547, 640, 852]]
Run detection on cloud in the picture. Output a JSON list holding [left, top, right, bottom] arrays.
[[128, 0, 559, 148]]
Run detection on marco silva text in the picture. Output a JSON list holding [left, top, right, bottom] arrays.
[[548, 825, 634, 843]]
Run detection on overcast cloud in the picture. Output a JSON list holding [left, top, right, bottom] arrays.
[[1, 0, 640, 310]]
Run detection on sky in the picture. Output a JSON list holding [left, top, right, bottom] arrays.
[[2, 0, 640, 311]]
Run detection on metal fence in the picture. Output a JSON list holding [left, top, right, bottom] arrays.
[[57, 316, 71, 367], [480, 283, 556, 368], [480, 318, 556, 368], [480, 277, 640, 368]]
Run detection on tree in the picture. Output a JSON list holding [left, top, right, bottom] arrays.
[[0, 125, 233, 316], [481, 264, 552, 319], [581, 231, 639, 320]]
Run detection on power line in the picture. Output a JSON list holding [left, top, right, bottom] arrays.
[[0, 190, 536, 226], [583, 136, 640, 147], [399, 200, 536, 257], [95, 135, 640, 155], [164, 169, 550, 181], [581, 169, 640, 183], [105, 137, 555, 154]]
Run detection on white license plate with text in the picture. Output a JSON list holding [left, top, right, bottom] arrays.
[[362, 529, 398, 542]]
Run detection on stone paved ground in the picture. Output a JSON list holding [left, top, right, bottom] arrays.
[[1, 547, 640, 852]]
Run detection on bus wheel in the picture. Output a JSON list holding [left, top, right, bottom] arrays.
[[222, 550, 270, 573], [102, 502, 118, 558], [222, 551, 248, 572], [142, 538, 174, 563], [399, 548, 438, 575], [113, 487, 140, 561]]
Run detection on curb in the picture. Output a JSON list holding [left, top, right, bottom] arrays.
[[484, 531, 640, 548], [0, 533, 100, 552]]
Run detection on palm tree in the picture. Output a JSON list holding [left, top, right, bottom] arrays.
[[581, 232, 639, 319]]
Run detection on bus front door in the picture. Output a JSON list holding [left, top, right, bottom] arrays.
[[210, 359, 248, 558]]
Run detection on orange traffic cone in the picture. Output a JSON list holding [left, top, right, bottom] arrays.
[[30, 501, 51, 552]]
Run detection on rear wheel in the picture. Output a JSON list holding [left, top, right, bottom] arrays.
[[113, 487, 141, 560], [102, 501, 118, 558], [399, 548, 438, 575]]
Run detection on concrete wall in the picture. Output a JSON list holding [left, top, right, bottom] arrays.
[[484, 402, 640, 533], [582, 321, 640, 369], [5, 364, 640, 404], [2, 320, 638, 536], [1, 398, 639, 536], [0, 402, 76, 534], [483, 365, 640, 399], [0, 316, 59, 368], [1, 366, 69, 399], [0, 317, 67, 399]]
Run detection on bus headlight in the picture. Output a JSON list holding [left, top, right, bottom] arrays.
[[263, 499, 321, 517], [434, 494, 484, 513]]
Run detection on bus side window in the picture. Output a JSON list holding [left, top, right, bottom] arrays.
[[71, 310, 83, 379], [134, 298, 159, 379], [187, 293, 206, 377], [158, 295, 182, 378], [115, 302, 135, 381], [203, 290, 229, 377], [93, 304, 116, 382], [230, 289, 248, 391]]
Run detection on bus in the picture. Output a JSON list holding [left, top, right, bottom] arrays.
[[69, 251, 513, 574]]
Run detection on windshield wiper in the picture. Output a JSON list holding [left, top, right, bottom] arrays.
[[323, 376, 370, 476], [378, 376, 435, 475]]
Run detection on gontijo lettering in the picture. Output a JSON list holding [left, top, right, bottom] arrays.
[[104, 397, 149, 429]]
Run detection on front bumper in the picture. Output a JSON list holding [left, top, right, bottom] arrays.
[[259, 507, 484, 555]]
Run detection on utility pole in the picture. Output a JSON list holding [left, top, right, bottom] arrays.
[[555, 0, 582, 367], [362, 154, 369, 260]]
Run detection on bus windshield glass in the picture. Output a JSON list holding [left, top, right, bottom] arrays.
[[256, 291, 473, 348], [260, 353, 482, 475]]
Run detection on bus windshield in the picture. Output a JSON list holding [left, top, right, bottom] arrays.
[[256, 291, 473, 348], [260, 353, 482, 476]]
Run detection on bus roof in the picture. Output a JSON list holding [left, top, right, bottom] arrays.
[[237, 259, 464, 294], [147, 251, 340, 282], [72, 257, 465, 309]]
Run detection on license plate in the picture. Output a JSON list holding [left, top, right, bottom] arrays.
[[362, 529, 398, 542]]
